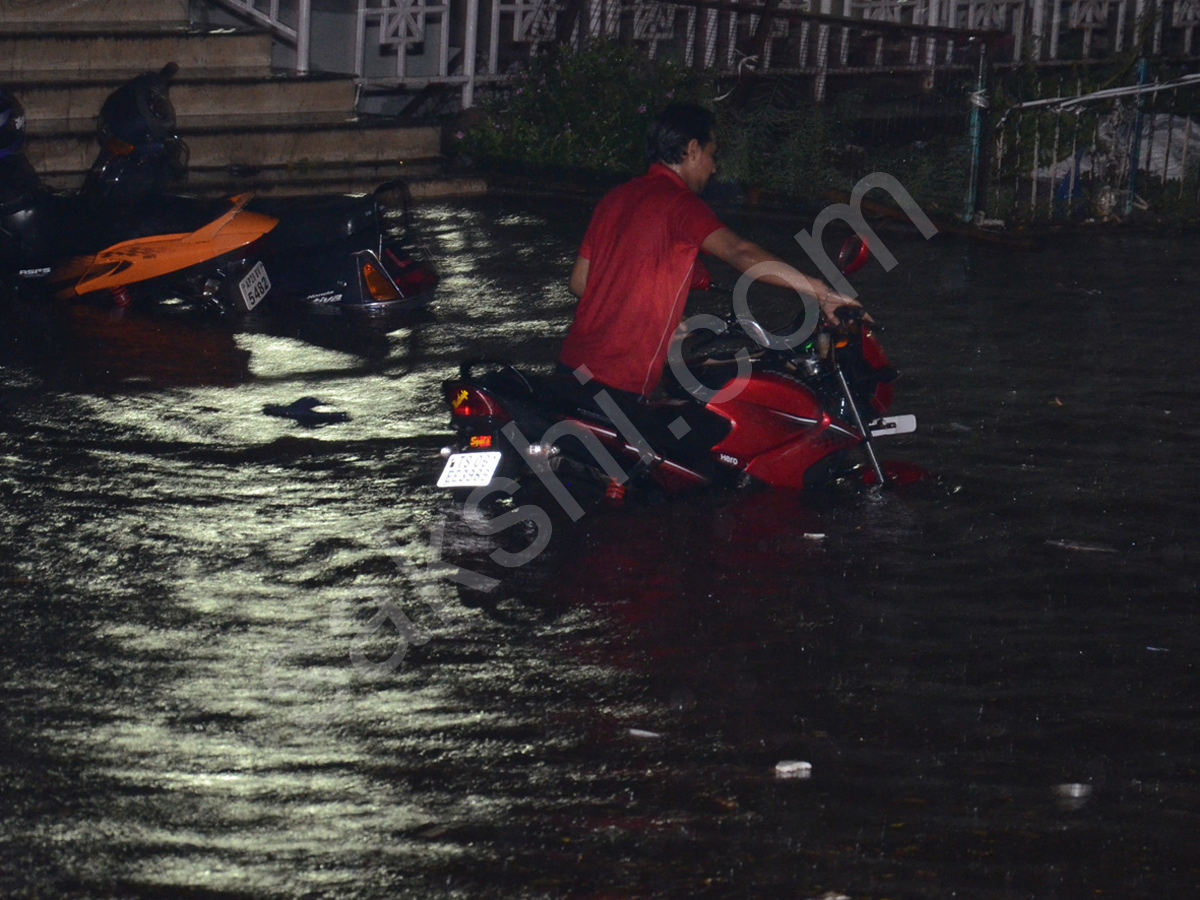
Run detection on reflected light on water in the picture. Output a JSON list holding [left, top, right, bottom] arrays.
[[0, 199, 1197, 899]]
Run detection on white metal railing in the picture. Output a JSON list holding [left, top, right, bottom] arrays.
[[211, 0, 313, 73], [346, 0, 985, 103], [207, 0, 1200, 106]]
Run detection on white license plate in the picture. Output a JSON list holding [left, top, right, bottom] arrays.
[[437, 451, 503, 488], [238, 261, 271, 311], [869, 414, 917, 438]]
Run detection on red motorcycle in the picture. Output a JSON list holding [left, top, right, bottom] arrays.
[[436, 239, 919, 505]]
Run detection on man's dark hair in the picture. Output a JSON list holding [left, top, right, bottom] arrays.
[[647, 103, 715, 166]]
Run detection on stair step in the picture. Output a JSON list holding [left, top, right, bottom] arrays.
[[4, 4, 469, 203], [39, 157, 486, 200], [25, 114, 444, 176], [188, 123, 442, 172], [12, 69, 357, 123], [0, 26, 272, 75], [0, 0, 188, 24], [163, 161, 485, 199]]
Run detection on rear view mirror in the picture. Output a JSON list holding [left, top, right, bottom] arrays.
[[836, 235, 870, 275]]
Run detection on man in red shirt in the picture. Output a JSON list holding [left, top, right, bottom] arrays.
[[557, 103, 861, 477], [560, 103, 860, 399]]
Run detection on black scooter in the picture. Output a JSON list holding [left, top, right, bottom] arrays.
[[1, 65, 438, 316]]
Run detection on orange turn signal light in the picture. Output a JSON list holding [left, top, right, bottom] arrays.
[[362, 261, 400, 301]]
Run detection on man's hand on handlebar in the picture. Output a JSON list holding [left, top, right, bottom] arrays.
[[818, 288, 872, 325]]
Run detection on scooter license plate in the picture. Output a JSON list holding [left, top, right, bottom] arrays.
[[238, 261, 271, 311], [437, 451, 503, 488]]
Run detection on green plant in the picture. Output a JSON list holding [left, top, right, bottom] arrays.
[[715, 80, 853, 204], [461, 39, 706, 175]]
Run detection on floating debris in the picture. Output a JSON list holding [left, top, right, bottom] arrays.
[[263, 396, 350, 426], [1045, 539, 1117, 553], [803, 533, 826, 541], [775, 760, 813, 779], [628, 728, 662, 740], [1055, 782, 1093, 798], [1054, 782, 1094, 809]]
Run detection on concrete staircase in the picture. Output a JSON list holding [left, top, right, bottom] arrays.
[[0, 0, 483, 198]]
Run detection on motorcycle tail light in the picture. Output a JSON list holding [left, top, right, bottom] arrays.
[[443, 381, 511, 422]]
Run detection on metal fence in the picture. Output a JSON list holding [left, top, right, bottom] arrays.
[[988, 68, 1200, 222], [208, 0, 1200, 107], [346, 0, 986, 103]]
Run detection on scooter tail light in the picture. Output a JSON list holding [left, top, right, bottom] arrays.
[[384, 247, 438, 297], [360, 257, 401, 302], [443, 381, 512, 422]]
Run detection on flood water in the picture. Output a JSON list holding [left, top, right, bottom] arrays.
[[1, 195, 1197, 899]]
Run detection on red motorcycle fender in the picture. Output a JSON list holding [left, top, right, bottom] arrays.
[[871, 381, 895, 415], [861, 331, 892, 370], [861, 331, 896, 415]]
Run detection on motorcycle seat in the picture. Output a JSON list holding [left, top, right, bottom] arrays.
[[540, 370, 732, 460]]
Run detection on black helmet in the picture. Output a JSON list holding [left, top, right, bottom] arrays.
[[0, 89, 26, 159]]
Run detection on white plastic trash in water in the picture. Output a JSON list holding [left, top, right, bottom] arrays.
[[775, 760, 813, 778]]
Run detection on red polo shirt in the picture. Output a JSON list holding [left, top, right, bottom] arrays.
[[559, 163, 724, 396]]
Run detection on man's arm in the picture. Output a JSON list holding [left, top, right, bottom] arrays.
[[569, 255, 589, 298], [701, 227, 861, 322]]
